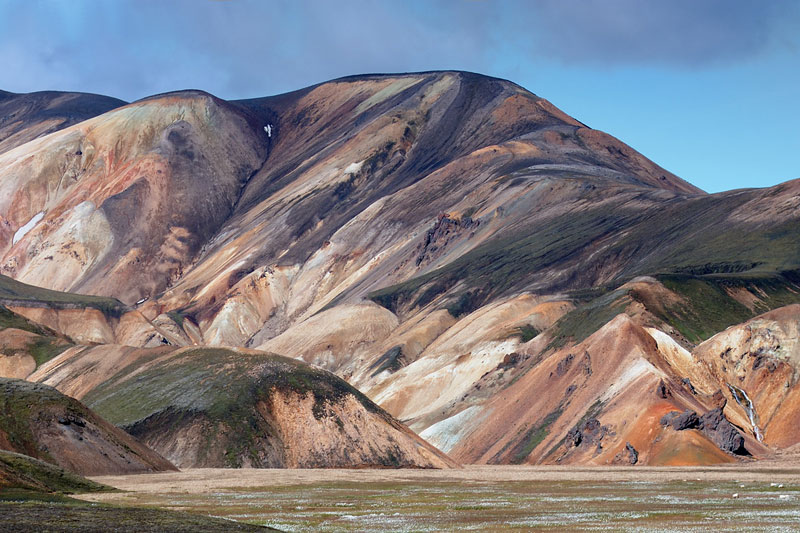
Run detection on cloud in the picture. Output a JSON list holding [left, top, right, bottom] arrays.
[[521, 0, 799, 66], [0, 0, 796, 100]]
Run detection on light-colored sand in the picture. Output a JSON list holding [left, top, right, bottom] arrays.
[[85, 461, 800, 497]]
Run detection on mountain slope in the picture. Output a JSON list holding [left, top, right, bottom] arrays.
[[2, 71, 800, 467], [0, 377, 176, 475], [31, 345, 456, 469], [0, 90, 125, 155]]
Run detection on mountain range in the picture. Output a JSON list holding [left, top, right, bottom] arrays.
[[1, 71, 799, 474]]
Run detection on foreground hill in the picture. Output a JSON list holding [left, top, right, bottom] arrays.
[[0, 449, 110, 493], [30, 345, 455, 469], [1, 71, 799, 466], [0, 378, 176, 475]]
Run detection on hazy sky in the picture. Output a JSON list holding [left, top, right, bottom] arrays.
[[1, 0, 798, 193]]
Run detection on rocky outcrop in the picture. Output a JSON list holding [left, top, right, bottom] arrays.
[[699, 408, 748, 456], [661, 410, 701, 431], [660, 408, 747, 456]]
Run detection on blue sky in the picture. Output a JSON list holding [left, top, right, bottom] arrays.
[[0, 0, 797, 193]]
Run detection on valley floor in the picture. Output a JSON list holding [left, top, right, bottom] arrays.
[[80, 464, 800, 532]]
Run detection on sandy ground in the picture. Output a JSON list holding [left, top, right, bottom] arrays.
[[84, 461, 800, 496]]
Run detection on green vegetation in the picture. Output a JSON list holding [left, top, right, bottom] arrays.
[[84, 347, 385, 467], [509, 324, 541, 343], [0, 497, 270, 532], [90, 474, 800, 531], [510, 408, 563, 464], [0, 450, 110, 494], [546, 289, 629, 350], [652, 271, 800, 343], [26, 336, 71, 367], [0, 378, 85, 463], [445, 290, 485, 318], [0, 306, 51, 335], [0, 274, 127, 318], [166, 310, 187, 329]]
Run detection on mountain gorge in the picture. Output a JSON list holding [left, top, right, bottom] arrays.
[[1, 71, 799, 469]]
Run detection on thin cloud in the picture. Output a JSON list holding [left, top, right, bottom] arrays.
[[0, 0, 796, 100]]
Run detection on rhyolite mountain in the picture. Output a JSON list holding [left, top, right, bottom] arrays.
[[1, 71, 799, 466], [0, 377, 176, 475]]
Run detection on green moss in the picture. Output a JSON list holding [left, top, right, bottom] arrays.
[[166, 311, 186, 329], [510, 324, 541, 343], [0, 379, 88, 463], [0, 306, 51, 336], [652, 271, 800, 343], [84, 347, 386, 467], [0, 274, 126, 318], [546, 289, 629, 350], [510, 408, 562, 464], [26, 337, 71, 367], [0, 450, 111, 494]]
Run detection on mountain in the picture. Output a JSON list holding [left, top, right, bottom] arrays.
[[0, 282, 453, 469], [1, 71, 799, 466], [0, 377, 176, 475], [30, 345, 455, 468], [0, 90, 125, 155]]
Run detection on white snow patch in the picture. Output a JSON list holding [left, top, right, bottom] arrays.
[[420, 405, 487, 453], [344, 160, 364, 175], [264, 124, 272, 137], [12, 212, 44, 245]]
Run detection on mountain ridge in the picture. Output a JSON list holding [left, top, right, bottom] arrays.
[[1, 70, 798, 468]]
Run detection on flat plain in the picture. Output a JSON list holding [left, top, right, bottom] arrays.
[[80, 464, 800, 532]]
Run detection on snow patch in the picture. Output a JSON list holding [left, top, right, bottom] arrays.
[[344, 160, 364, 175], [264, 124, 273, 137], [12, 212, 44, 245], [420, 405, 487, 453]]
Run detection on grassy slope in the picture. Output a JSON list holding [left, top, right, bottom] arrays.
[[0, 274, 126, 317], [0, 450, 109, 494], [369, 183, 800, 344], [84, 347, 387, 467], [544, 271, 800, 348]]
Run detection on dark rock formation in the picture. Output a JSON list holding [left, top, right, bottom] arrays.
[[625, 442, 638, 465], [567, 417, 609, 454], [699, 408, 748, 456], [656, 379, 671, 398], [660, 410, 700, 431]]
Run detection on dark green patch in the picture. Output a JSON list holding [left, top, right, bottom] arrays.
[[25, 336, 72, 367], [166, 310, 186, 329], [0, 274, 126, 318], [0, 306, 52, 336], [652, 271, 800, 343], [509, 324, 541, 343], [510, 408, 563, 464], [0, 450, 110, 494], [546, 289, 630, 350], [85, 347, 388, 467]]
